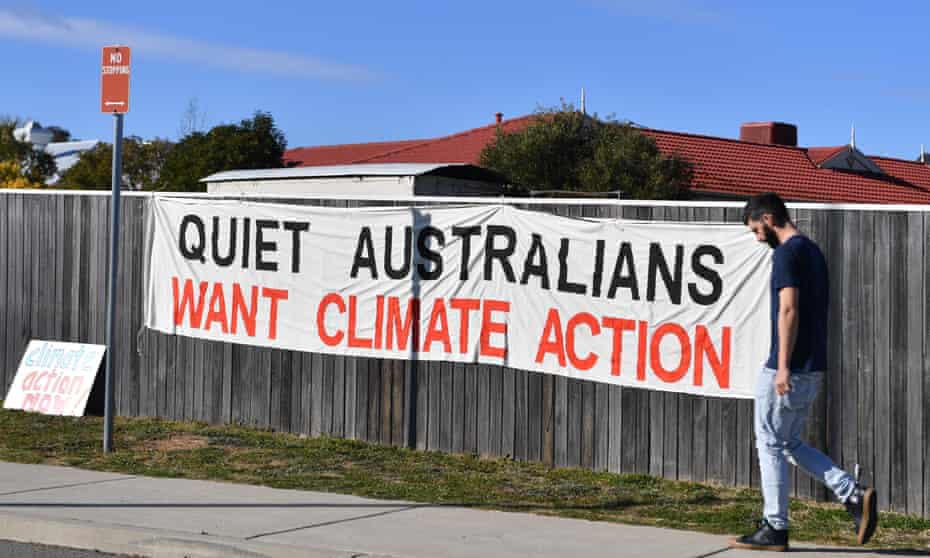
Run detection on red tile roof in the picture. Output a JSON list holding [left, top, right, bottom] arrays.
[[363, 115, 537, 165], [642, 129, 930, 204], [870, 156, 930, 195], [806, 146, 847, 166], [284, 115, 930, 204], [284, 139, 425, 167]]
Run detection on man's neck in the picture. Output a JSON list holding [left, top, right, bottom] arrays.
[[776, 223, 799, 245]]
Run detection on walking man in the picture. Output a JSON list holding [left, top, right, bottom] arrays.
[[730, 193, 878, 551]]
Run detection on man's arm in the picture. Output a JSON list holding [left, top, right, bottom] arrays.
[[776, 286, 799, 395]]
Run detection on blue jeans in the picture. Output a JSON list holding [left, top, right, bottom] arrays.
[[755, 367, 855, 530]]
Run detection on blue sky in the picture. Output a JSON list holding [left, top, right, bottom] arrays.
[[1, 0, 928, 159]]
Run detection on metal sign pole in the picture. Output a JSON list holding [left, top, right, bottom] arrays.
[[103, 113, 123, 453]]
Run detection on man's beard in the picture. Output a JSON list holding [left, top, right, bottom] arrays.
[[763, 224, 779, 249]]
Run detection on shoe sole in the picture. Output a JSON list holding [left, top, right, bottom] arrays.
[[857, 488, 878, 545], [728, 538, 788, 552]]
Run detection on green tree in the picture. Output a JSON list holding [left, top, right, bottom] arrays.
[[155, 111, 287, 192], [479, 105, 692, 199], [58, 137, 174, 190], [0, 118, 57, 186]]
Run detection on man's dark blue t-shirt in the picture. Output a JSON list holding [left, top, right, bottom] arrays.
[[766, 235, 829, 373]]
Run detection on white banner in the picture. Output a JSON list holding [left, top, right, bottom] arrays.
[[145, 198, 771, 398]]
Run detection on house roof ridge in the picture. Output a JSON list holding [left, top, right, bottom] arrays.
[[287, 138, 424, 153], [353, 137, 443, 162], [645, 126, 829, 173], [363, 114, 539, 162], [804, 145, 849, 165], [868, 153, 930, 165], [641, 126, 810, 152], [434, 114, 537, 141]]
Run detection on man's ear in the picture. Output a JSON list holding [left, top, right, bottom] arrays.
[[762, 213, 774, 228]]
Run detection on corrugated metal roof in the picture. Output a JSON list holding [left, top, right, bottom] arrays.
[[202, 163, 479, 182], [44, 140, 101, 185], [44, 140, 101, 157]]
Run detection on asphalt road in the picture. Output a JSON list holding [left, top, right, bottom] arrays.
[[0, 540, 131, 558]]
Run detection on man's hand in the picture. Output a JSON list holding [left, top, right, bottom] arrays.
[[775, 367, 792, 395]]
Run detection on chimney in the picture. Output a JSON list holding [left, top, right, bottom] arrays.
[[739, 122, 798, 147], [495, 112, 503, 125]]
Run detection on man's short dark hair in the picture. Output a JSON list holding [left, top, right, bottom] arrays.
[[742, 193, 790, 226]]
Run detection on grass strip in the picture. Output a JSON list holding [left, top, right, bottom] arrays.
[[0, 408, 927, 549]]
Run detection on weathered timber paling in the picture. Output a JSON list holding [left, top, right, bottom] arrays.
[[0, 192, 927, 518]]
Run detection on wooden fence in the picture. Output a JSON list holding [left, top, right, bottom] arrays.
[[0, 191, 927, 518]]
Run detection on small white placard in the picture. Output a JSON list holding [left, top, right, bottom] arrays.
[[3, 340, 107, 416]]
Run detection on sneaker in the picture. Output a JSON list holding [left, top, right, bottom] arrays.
[[844, 485, 878, 545], [729, 518, 789, 552]]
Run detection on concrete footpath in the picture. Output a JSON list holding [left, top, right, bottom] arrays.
[[0, 462, 903, 558]]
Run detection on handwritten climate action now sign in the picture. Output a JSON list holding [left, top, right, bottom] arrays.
[[145, 199, 772, 398], [4, 341, 106, 416]]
